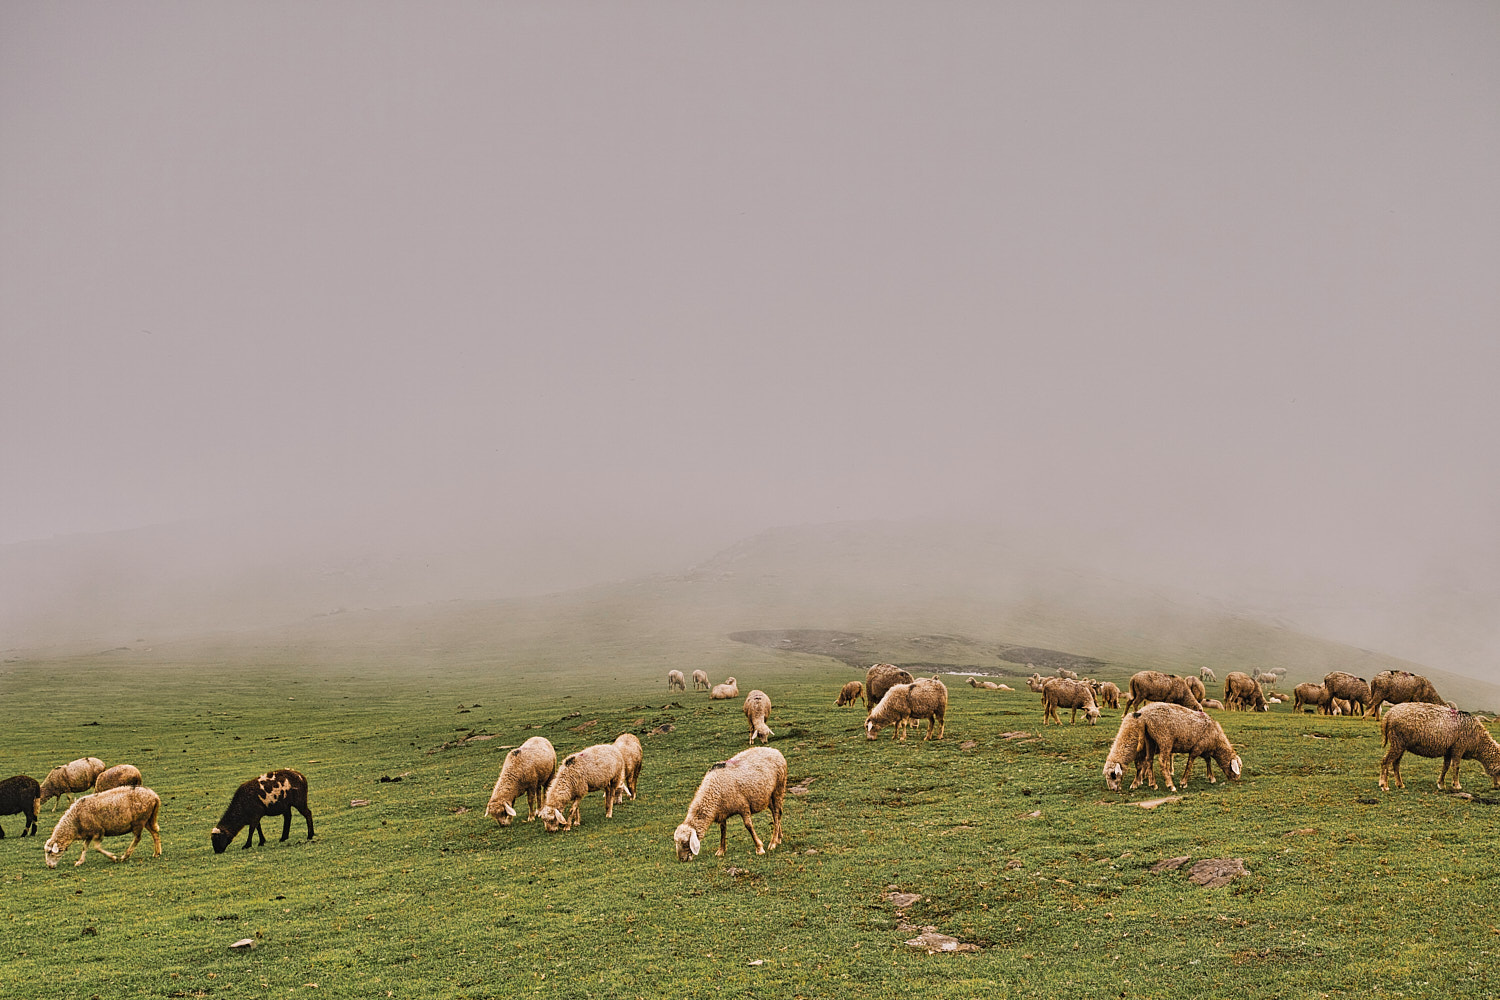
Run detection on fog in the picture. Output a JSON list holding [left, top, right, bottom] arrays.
[[3, 5, 1498, 672]]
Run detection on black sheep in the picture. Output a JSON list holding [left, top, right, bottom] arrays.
[[0, 775, 42, 837], [211, 769, 314, 853]]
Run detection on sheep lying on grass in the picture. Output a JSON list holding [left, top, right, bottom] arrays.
[[1365, 670, 1445, 720], [865, 664, 914, 709], [537, 744, 626, 831], [612, 732, 643, 803], [44, 786, 161, 868], [1102, 712, 1155, 791], [1041, 677, 1100, 726], [673, 747, 786, 860], [967, 677, 1001, 691], [39, 757, 106, 811], [94, 764, 142, 793], [211, 770, 315, 853], [1223, 672, 1266, 712], [836, 680, 865, 706], [1124, 671, 1203, 713], [710, 677, 739, 700], [667, 670, 686, 692], [744, 690, 774, 744], [485, 736, 557, 826], [692, 670, 710, 691], [866, 678, 947, 741], [1379, 702, 1500, 792], [1131, 702, 1242, 792], [0, 775, 41, 838]]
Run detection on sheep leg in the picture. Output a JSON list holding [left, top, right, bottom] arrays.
[[1180, 753, 1196, 786], [299, 804, 316, 840], [768, 790, 784, 851], [281, 811, 293, 842], [603, 782, 617, 819], [74, 839, 94, 866], [242, 824, 257, 849], [117, 828, 145, 861], [148, 819, 162, 857], [1440, 755, 1462, 791], [1160, 745, 1178, 792], [716, 819, 729, 857], [741, 812, 766, 855]]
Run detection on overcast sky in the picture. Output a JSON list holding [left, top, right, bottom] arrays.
[[3, 4, 1498, 612]]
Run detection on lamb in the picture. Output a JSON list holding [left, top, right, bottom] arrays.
[[1041, 677, 1100, 726], [1097, 681, 1122, 710], [672, 747, 786, 860], [710, 677, 739, 700], [1202, 698, 1226, 710], [667, 669, 686, 692], [536, 744, 626, 831], [1293, 682, 1334, 715], [1364, 670, 1444, 720], [38, 757, 106, 810], [612, 732, 644, 803], [1102, 712, 1157, 791], [743, 690, 774, 744], [484, 736, 557, 826], [94, 764, 143, 793], [1131, 702, 1243, 792], [836, 680, 865, 707], [1379, 702, 1500, 792], [44, 786, 161, 868], [210, 769, 314, 853], [692, 669, 710, 691], [1123, 671, 1204, 713], [966, 676, 1001, 691], [0, 775, 41, 838], [865, 663, 915, 709], [1223, 672, 1266, 712], [1323, 671, 1371, 717], [866, 677, 948, 741], [1199, 666, 1216, 683]]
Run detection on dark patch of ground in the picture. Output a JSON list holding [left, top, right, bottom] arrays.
[[728, 629, 1107, 677]]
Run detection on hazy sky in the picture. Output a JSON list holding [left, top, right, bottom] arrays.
[[3, 4, 1498, 602]]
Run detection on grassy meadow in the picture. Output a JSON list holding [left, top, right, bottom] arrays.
[[2, 641, 1498, 1000]]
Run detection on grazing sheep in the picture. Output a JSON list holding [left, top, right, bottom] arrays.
[[743, 690, 774, 744], [210, 770, 314, 853], [1124, 671, 1204, 713], [485, 736, 557, 826], [866, 678, 948, 741], [44, 786, 161, 868], [536, 744, 626, 831], [1293, 682, 1334, 715], [1199, 666, 1216, 683], [611, 732, 644, 804], [1323, 672, 1371, 716], [865, 664, 915, 710], [710, 677, 740, 700], [1378, 702, 1500, 792], [672, 747, 786, 860], [1041, 677, 1100, 726], [1097, 681, 1122, 710], [1223, 672, 1267, 712], [1131, 702, 1243, 792], [1364, 670, 1444, 720], [93, 764, 143, 793], [836, 680, 866, 707], [1102, 712, 1157, 791], [1185, 675, 1208, 704], [39, 757, 106, 811], [667, 670, 687, 692], [0, 775, 41, 838], [692, 669, 710, 691]]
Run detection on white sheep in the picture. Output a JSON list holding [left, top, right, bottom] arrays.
[[692, 669, 710, 691], [44, 786, 162, 868], [611, 732, 643, 804], [866, 678, 948, 741], [710, 677, 739, 700], [536, 744, 627, 831], [1102, 711, 1155, 791], [673, 747, 787, 860], [93, 764, 143, 793], [485, 736, 557, 826], [39, 757, 106, 811], [667, 670, 687, 692], [743, 690, 774, 744]]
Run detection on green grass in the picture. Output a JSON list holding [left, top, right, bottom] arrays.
[[3, 651, 1497, 1000]]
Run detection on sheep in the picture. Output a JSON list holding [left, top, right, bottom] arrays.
[[485, 736, 557, 826], [536, 744, 626, 831], [1203, 698, 1226, 710], [1055, 666, 1079, 680], [1185, 675, 1208, 704], [692, 669, 710, 691], [211, 769, 314, 853], [1223, 672, 1266, 712], [93, 764, 142, 793], [0, 775, 41, 838], [1379, 702, 1500, 792], [710, 677, 740, 700], [1131, 702, 1243, 792], [1102, 712, 1157, 791], [38, 757, 106, 811], [1199, 666, 1216, 683], [1026, 673, 1046, 693], [612, 732, 644, 803], [836, 680, 866, 706], [1331, 698, 1352, 716], [672, 747, 786, 860], [1041, 677, 1100, 726], [1293, 682, 1334, 715], [1123, 671, 1204, 713], [1364, 670, 1444, 720], [865, 663, 915, 709], [1097, 681, 1122, 710], [866, 678, 948, 741], [1323, 671, 1371, 716], [667, 669, 687, 692], [44, 786, 161, 868], [743, 690, 774, 744]]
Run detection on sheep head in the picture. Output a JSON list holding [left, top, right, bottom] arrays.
[[210, 826, 235, 854], [674, 823, 702, 861], [493, 802, 517, 827], [1103, 762, 1125, 792], [537, 806, 570, 832]]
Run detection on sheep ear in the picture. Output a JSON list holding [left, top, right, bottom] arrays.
[[503, 803, 516, 817], [689, 830, 701, 856]]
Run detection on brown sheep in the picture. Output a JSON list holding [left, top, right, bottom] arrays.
[[1026, 673, 1045, 693], [536, 744, 627, 831], [1379, 702, 1500, 792], [966, 677, 1001, 691], [1131, 702, 1243, 792], [1041, 677, 1100, 726], [1223, 672, 1266, 712], [866, 678, 947, 741], [612, 732, 644, 804], [1364, 670, 1444, 720], [1123, 671, 1204, 713], [865, 664, 915, 711], [1323, 671, 1371, 717], [1185, 675, 1208, 704], [44, 786, 162, 868], [39, 758, 107, 811], [1293, 682, 1333, 714], [1102, 711, 1157, 791], [1096, 681, 1121, 710], [93, 764, 143, 793], [836, 680, 865, 707]]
